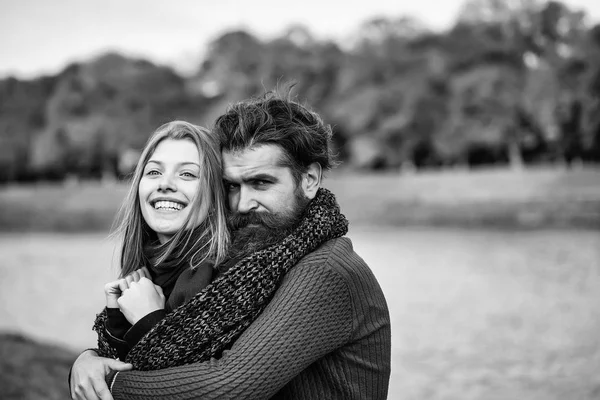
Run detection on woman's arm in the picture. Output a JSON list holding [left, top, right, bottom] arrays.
[[117, 277, 165, 325], [104, 308, 131, 361], [99, 268, 148, 359], [110, 263, 353, 400], [101, 274, 166, 360]]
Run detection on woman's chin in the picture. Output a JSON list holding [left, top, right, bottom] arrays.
[[150, 222, 183, 240]]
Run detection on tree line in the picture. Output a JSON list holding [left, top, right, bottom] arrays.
[[1, 0, 599, 183]]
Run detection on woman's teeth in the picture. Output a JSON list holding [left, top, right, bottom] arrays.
[[154, 201, 184, 211]]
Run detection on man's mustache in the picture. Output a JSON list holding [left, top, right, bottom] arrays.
[[228, 211, 282, 230]]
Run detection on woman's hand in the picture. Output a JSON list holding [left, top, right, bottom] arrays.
[[104, 267, 151, 308], [117, 277, 165, 325]]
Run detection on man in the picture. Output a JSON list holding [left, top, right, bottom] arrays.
[[70, 90, 391, 399]]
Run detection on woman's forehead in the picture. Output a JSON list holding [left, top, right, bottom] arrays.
[[149, 139, 200, 164]]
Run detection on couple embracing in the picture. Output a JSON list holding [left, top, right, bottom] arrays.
[[70, 89, 391, 400]]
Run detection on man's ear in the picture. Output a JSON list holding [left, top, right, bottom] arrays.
[[302, 162, 322, 200]]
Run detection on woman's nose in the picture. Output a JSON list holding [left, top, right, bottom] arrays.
[[158, 174, 176, 192]]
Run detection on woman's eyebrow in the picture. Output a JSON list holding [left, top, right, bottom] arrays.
[[146, 160, 200, 168], [179, 162, 201, 168]]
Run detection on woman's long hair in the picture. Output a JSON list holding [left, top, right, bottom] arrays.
[[113, 121, 229, 277]]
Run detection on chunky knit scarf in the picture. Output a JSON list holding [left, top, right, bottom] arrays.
[[93, 188, 348, 371]]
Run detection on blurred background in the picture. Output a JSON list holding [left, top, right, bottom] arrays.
[[1, 0, 600, 399]]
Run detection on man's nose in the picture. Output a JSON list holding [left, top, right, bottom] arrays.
[[236, 187, 258, 213]]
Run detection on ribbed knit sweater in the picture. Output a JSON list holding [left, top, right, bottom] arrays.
[[110, 237, 391, 400]]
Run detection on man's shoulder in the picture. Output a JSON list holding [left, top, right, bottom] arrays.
[[290, 236, 390, 324], [299, 236, 355, 264], [295, 236, 374, 284]]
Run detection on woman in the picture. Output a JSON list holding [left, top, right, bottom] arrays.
[[98, 120, 230, 361]]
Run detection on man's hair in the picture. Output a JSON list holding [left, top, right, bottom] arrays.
[[213, 89, 337, 183]]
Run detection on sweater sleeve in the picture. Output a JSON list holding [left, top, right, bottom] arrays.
[[106, 308, 131, 338], [123, 309, 167, 348], [104, 308, 167, 361], [110, 262, 353, 400]]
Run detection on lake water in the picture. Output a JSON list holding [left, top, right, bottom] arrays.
[[1, 227, 599, 400]]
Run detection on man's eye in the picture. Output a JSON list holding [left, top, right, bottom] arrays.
[[225, 182, 239, 191]]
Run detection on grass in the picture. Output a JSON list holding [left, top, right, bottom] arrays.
[[0, 333, 77, 400], [1, 227, 599, 399], [0, 166, 599, 232]]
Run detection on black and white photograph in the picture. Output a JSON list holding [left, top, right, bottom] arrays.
[[1, 0, 600, 399]]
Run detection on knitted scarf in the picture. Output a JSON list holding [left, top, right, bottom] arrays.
[[92, 188, 348, 371]]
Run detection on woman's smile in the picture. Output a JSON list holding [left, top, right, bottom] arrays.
[[139, 138, 201, 243], [151, 200, 186, 211]]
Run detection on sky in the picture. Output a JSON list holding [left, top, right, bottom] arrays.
[[1, 0, 600, 79]]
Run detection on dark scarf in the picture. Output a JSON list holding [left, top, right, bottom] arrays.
[[142, 225, 208, 300], [143, 251, 187, 301], [93, 188, 348, 370]]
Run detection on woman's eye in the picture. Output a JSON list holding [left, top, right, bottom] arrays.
[[181, 172, 197, 178], [146, 170, 160, 176]]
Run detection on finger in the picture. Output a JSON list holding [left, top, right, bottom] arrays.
[[124, 275, 132, 286], [118, 279, 129, 292], [104, 281, 119, 295], [104, 280, 119, 290], [131, 270, 141, 282], [139, 277, 153, 288], [108, 360, 133, 371], [72, 382, 86, 399], [74, 381, 98, 400], [154, 284, 164, 298], [92, 377, 114, 400], [139, 267, 150, 280]]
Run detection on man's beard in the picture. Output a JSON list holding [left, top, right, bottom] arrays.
[[223, 187, 311, 269]]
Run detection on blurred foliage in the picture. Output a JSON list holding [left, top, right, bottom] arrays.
[[1, 0, 600, 182]]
